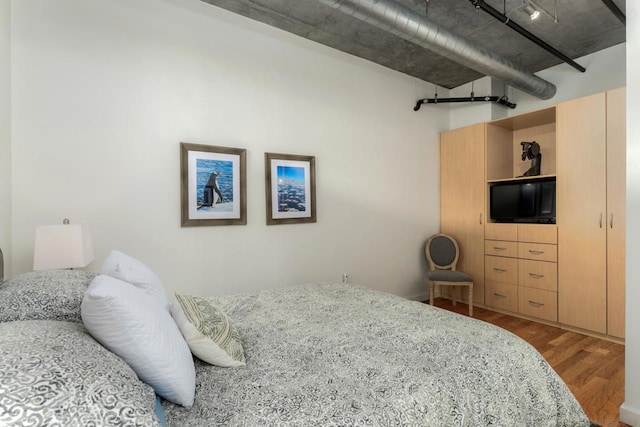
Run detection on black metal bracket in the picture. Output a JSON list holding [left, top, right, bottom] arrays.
[[413, 95, 516, 111]]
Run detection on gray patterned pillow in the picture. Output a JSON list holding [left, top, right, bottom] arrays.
[[0, 320, 161, 427], [172, 293, 246, 367], [0, 270, 97, 323]]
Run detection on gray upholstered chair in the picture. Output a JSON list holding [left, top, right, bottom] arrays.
[[425, 233, 473, 316]]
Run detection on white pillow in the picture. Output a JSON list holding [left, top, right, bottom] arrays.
[[100, 250, 170, 312], [81, 275, 195, 407], [172, 293, 246, 367]]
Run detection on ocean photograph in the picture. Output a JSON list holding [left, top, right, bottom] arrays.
[[277, 166, 306, 212], [196, 158, 233, 209]]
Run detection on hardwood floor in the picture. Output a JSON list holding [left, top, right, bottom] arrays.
[[431, 298, 627, 427]]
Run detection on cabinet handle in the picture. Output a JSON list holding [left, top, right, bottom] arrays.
[[493, 293, 507, 298], [528, 300, 545, 307], [528, 250, 544, 255], [600, 213, 603, 228], [479, 213, 483, 225], [610, 213, 614, 229], [493, 268, 507, 272], [493, 246, 507, 251], [528, 273, 544, 279]]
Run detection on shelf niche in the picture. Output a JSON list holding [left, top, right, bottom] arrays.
[[486, 106, 556, 182]]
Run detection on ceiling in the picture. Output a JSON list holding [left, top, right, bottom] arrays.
[[199, 0, 625, 92]]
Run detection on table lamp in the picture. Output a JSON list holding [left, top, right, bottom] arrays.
[[33, 219, 95, 270]]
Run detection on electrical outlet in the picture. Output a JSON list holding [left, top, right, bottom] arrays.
[[342, 273, 349, 283]]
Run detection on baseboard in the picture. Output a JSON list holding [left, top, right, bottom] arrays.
[[620, 402, 640, 426], [406, 292, 429, 302]]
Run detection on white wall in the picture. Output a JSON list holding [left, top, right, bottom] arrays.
[[621, 2, 640, 425], [448, 77, 494, 129], [0, 1, 10, 279], [9, 0, 447, 300]]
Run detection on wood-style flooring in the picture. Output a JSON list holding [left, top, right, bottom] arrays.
[[431, 297, 627, 427]]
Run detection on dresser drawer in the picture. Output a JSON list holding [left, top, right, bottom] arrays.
[[518, 259, 557, 291], [518, 287, 558, 322], [485, 256, 518, 284], [518, 242, 557, 262], [517, 224, 557, 244], [485, 223, 517, 241], [485, 240, 518, 258], [485, 280, 518, 312]]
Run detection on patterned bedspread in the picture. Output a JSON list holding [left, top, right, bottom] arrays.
[[163, 283, 589, 426]]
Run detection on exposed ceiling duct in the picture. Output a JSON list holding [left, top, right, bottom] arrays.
[[318, 0, 557, 100]]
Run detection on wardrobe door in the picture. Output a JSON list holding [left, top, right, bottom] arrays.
[[606, 87, 626, 339], [439, 123, 485, 304], [557, 93, 607, 334]]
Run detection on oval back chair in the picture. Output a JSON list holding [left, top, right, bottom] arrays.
[[425, 233, 473, 316]]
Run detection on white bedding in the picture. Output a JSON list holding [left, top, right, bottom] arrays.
[[162, 283, 589, 426]]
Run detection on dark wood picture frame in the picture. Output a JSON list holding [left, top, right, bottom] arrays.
[[180, 142, 247, 226], [265, 152, 316, 225]]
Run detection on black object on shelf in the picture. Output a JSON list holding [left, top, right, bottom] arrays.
[[519, 141, 541, 177]]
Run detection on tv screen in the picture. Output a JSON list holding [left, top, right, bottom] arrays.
[[490, 178, 555, 223]]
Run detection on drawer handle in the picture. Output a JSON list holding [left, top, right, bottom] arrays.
[[493, 246, 507, 251], [493, 268, 507, 272], [528, 273, 544, 279], [528, 300, 545, 308], [528, 250, 544, 255], [493, 293, 507, 298]]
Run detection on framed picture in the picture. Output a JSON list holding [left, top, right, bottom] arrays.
[[180, 143, 246, 226], [265, 152, 316, 225]]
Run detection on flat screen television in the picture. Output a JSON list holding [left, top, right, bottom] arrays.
[[489, 178, 556, 224]]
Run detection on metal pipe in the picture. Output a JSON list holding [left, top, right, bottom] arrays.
[[470, 0, 585, 73], [413, 96, 516, 111], [601, 0, 625, 26], [318, 0, 556, 100]]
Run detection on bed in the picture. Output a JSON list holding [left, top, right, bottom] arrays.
[[0, 250, 590, 426]]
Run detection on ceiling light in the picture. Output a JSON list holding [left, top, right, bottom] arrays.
[[523, 0, 558, 23], [524, 4, 540, 20]]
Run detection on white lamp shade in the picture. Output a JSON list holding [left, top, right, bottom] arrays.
[[33, 224, 95, 270]]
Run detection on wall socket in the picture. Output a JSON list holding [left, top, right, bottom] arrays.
[[342, 273, 349, 283]]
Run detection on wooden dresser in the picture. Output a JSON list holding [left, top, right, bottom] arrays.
[[439, 88, 625, 341], [485, 223, 558, 322]]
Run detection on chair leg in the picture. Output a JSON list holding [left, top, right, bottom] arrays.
[[429, 282, 434, 307], [468, 285, 473, 317], [452, 287, 457, 306]]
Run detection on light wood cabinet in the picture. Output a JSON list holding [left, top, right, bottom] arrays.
[[606, 87, 626, 339], [518, 287, 558, 322], [556, 89, 626, 337], [439, 123, 485, 304], [518, 258, 557, 291], [485, 281, 518, 312], [484, 223, 557, 323], [440, 88, 625, 340], [486, 107, 556, 181], [485, 255, 518, 284], [518, 242, 557, 263]]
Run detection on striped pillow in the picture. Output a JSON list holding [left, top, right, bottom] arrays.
[[172, 294, 245, 367]]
